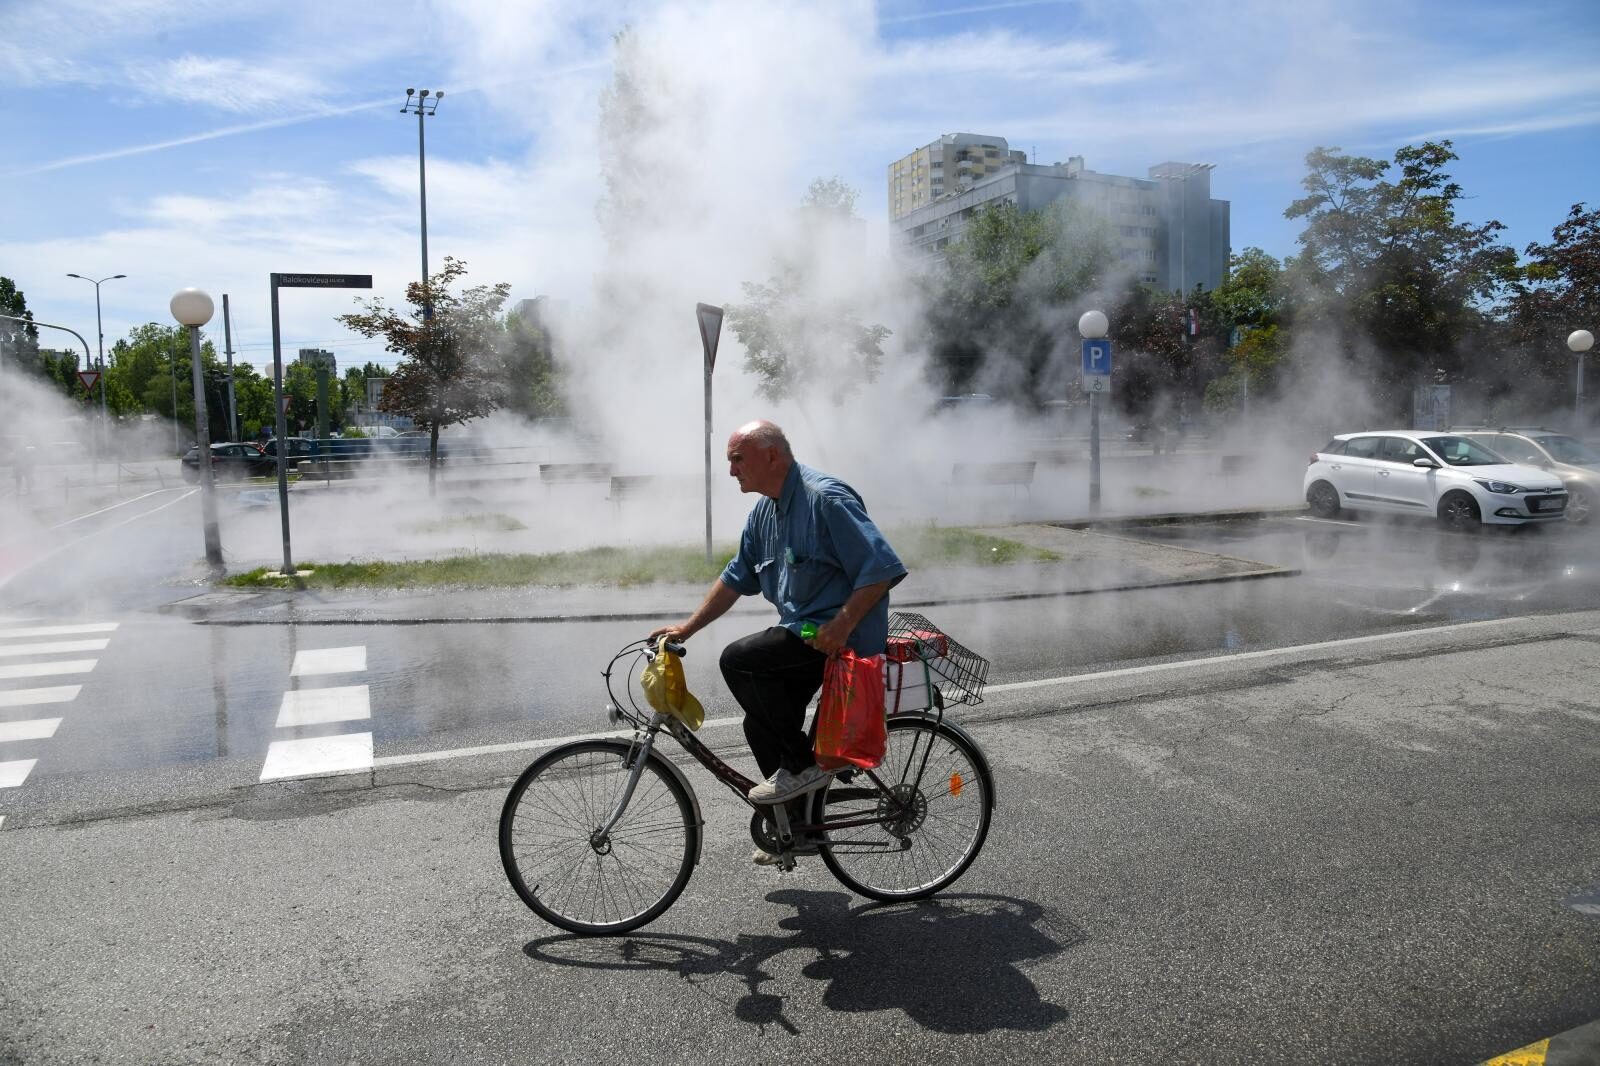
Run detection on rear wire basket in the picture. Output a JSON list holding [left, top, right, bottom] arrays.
[[885, 611, 990, 706]]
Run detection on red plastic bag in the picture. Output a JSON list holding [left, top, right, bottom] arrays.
[[814, 650, 888, 771]]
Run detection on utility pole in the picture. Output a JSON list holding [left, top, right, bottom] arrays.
[[222, 295, 239, 441], [66, 272, 124, 447]]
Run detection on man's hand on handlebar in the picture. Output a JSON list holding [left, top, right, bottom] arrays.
[[647, 624, 691, 645]]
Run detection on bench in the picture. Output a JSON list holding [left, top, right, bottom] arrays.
[[539, 462, 615, 485], [950, 461, 1036, 496]]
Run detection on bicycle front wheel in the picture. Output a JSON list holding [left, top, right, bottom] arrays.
[[818, 715, 993, 902], [499, 739, 698, 935]]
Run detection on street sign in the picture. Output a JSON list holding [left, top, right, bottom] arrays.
[[1082, 338, 1112, 395], [77, 370, 101, 394], [272, 273, 374, 289], [697, 303, 724, 372]]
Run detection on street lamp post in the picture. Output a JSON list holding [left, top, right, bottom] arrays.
[[401, 88, 442, 319], [1570, 330, 1594, 422], [1078, 310, 1111, 512], [64, 272, 123, 444], [171, 288, 223, 568]]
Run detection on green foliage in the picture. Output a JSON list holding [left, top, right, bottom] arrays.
[[919, 199, 1121, 404], [337, 257, 509, 470], [1284, 141, 1517, 413], [500, 310, 566, 419], [726, 178, 892, 403], [1500, 203, 1600, 412]]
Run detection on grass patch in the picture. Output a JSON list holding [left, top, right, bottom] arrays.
[[222, 525, 1057, 590], [400, 512, 528, 534]]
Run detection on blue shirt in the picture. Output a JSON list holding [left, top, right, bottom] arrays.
[[720, 462, 907, 655]]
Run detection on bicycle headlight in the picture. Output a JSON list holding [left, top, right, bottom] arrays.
[[1474, 479, 1526, 495]]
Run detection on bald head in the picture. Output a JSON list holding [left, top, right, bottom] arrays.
[[727, 420, 794, 498]]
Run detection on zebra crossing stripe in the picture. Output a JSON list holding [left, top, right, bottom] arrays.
[[260, 734, 373, 781], [0, 623, 118, 640], [0, 687, 80, 708], [0, 718, 62, 742], [0, 660, 96, 681], [0, 639, 110, 658], [275, 686, 370, 728], [0, 759, 38, 788], [290, 646, 366, 677]]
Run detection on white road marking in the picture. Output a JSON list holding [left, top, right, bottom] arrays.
[[371, 716, 745, 769], [0, 623, 118, 640], [0, 639, 110, 658], [0, 686, 80, 708], [0, 660, 96, 680], [0, 759, 38, 788], [290, 646, 367, 677], [0, 815, 6, 830], [276, 686, 371, 728], [0, 718, 62, 743], [44, 489, 179, 532], [0, 681, 81, 704], [986, 616, 1530, 694], [1294, 515, 1365, 528], [260, 733, 374, 781]]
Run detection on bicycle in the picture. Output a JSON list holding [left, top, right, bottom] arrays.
[[498, 612, 995, 935]]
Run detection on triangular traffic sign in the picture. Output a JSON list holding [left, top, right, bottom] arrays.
[[77, 370, 101, 394], [696, 302, 724, 373]]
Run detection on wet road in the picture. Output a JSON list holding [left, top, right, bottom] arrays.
[[4, 513, 1600, 824]]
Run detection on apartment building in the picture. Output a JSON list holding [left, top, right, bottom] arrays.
[[889, 137, 1230, 293], [887, 133, 1028, 223]]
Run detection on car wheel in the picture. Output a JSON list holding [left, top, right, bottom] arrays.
[[1437, 491, 1481, 532], [1566, 487, 1592, 525], [1307, 480, 1341, 518]]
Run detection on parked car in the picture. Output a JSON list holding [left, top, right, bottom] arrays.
[[260, 437, 321, 462], [180, 442, 272, 483], [1452, 428, 1600, 525], [1304, 430, 1569, 530]]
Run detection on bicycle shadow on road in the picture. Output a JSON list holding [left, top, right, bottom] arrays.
[[523, 890, 1081, 1037]]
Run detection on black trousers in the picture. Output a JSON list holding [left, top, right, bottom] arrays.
[[719, 627, 827, 778]]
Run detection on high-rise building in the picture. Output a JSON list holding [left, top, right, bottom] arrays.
[[888, 133, 1028, 223], [296, 347, 337, 376], [890, 137, 1230, 293]]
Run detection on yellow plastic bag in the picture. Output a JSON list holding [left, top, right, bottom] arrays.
[[639, 637, 705, 730]]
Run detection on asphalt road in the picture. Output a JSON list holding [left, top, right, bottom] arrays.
[[3, 506, 1600, 1062], [2, 608, 1598, 1064]]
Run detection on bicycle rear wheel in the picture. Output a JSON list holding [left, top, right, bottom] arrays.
[[818, 715, 993, 902], [499, 739, 698, 935]]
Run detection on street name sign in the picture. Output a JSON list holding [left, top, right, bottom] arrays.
[[272, 273, 373, 289]]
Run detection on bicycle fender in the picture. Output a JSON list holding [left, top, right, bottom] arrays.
[[892, 713, 996, 812]]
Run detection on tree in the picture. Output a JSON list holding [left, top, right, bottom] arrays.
[[1203, 249, 1292, 414], [1284, 141, 1517, 414], [1501, 203, 1600, 414], [341, 361, 390, 420], [338, 257, 509, 489], [919, 198, 1119, 406], [726, 178, 892, 403], [500, 312, 566, 420], [0, 277, 44, 382]]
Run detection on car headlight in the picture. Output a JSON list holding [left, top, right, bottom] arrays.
[[1473, 479, 1526, 494]]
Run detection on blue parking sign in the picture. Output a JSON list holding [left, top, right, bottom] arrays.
[[1082, 339, 1112, 375]]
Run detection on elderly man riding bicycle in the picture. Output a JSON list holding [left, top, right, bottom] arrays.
[[650, 420, 907, 841]]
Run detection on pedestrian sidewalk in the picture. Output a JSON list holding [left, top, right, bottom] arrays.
[[163, 518, 1300, 625]]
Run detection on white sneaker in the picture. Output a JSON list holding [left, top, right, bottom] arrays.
[[747, 764, 830, 804]]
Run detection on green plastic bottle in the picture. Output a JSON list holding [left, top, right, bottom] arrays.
[[800, 620, 818, 640]]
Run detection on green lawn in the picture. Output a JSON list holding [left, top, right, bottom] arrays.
[[223, 525, 1058, 590]]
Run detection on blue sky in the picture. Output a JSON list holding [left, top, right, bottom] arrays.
[[3, 0, 1597, 371]]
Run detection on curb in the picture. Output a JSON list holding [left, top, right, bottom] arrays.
[[1482, 1018, 1600, 1065], [176, 564, 1300, 626], [1049, 504, 1309, 530]]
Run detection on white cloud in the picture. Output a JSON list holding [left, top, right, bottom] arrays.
[[126, 55, 328, 113]]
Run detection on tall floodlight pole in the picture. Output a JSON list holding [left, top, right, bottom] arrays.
[[1078, 310, 1112, 513], [401, 88, 442, 320], [65, 272, 123, 444], [171, 288, 223, 568], [696, 303, 724, 564], [222, 294, 239, 441], [1572, 330, 1595, 421]]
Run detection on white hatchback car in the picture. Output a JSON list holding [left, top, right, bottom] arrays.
[[1304, 431, 1568, 530]]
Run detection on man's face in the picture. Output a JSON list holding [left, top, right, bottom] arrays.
[[727, 434, 779, 496]]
